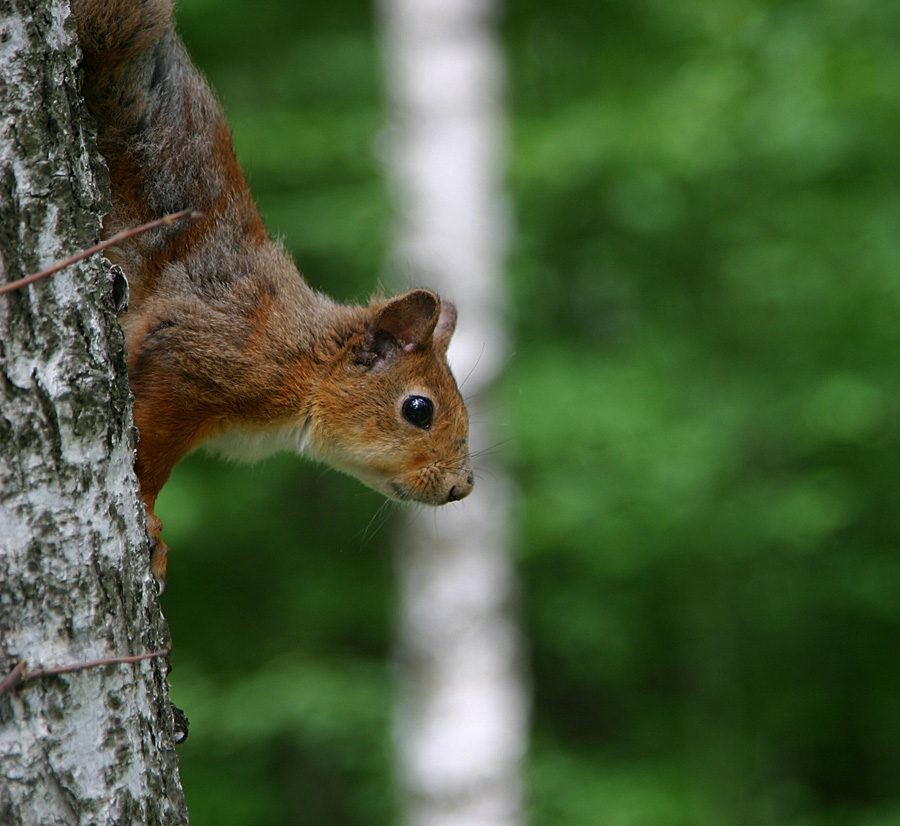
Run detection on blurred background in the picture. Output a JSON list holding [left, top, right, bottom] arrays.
[[157, 0, 900, 823]]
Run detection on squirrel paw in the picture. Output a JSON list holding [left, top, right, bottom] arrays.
[[146, 512, 169, 592]]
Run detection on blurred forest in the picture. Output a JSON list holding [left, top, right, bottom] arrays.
[[154, 0, 900, 823]]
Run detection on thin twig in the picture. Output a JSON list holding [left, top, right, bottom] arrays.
[[0, 660, 26, 697], [0, 649, 170, 699], [0, 209, 202, 296]]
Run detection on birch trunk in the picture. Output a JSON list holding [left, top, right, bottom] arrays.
[[0, 2, 187, 823], [378, 1, 528, 824]]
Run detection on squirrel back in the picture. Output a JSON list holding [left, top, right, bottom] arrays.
[[72, 0, 473, 580]]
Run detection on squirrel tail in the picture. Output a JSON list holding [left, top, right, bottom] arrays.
[[72, 0, 174, 133], [71, 0, 250, 232], [72, 0, 173, 62]]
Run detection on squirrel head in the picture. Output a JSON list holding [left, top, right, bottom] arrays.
[[307, 289, 474, 505]]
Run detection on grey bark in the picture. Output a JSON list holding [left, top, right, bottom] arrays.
[[378, 0, 529, 824], [0, 2, 187, 824]]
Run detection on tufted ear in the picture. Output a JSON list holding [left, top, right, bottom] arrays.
[[365, 289, 440, 359], [433, 299, 457, 353]]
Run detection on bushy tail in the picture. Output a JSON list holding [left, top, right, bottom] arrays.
[[70, 0, 266, 287], [71, 0, 174, 132]]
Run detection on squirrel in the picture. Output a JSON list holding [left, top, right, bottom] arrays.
[[71, 0, 474, 583]]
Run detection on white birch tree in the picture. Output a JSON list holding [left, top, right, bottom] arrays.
[[0, 2, 187, 823], [377, 1, 529, 824]]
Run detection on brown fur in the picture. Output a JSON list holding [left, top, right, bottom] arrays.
[[71, 0, 473, 581]]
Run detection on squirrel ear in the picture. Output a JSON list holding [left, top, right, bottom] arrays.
[[433, 299, 457, 353], [366, 289, 440, 358]]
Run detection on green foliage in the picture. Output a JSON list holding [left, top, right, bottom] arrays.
[[506, 0, 900, 822], [152, 0, 900, 823]]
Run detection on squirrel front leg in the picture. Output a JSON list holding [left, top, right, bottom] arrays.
[[144, 512, 169, 586], [131, 376, 215, 585]]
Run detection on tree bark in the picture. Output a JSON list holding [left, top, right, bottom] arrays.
[[0, 2, 187, 823], [378, 1, 529, 824]]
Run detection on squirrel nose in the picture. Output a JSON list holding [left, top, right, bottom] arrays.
[[447, 471, 474, 502]]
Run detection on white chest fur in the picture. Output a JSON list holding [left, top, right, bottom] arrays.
[[200, 419, 313, 464]]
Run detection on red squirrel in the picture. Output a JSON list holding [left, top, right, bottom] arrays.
[[71, 0, 473, 582]]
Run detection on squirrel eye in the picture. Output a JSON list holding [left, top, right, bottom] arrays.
[[402, 395, 434, 429]]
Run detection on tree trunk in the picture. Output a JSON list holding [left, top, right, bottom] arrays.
[[377, 1, 529, 824], [0, 2, 187, 823]]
